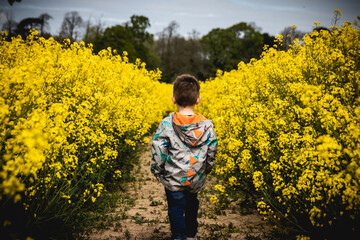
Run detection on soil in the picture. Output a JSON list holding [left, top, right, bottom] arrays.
[[85, 136, 274, 240]]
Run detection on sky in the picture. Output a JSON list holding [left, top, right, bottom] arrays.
[[0, 0, 359, 38]]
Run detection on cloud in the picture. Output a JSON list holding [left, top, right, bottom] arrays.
[[173, 12, 216, 18], [11, 3, 101, 15], [0, 12, 7, 24], [101, 17, 127, 24]]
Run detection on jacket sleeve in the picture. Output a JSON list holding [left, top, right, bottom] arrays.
[[151, 120, 170, 178], [205, 126, 218, 174]]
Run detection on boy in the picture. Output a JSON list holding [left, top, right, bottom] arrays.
[[151, 74, 218, 240]]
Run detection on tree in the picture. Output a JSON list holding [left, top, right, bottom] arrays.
[[1, 12, 17, 37], [83, 17, 104, 44], [125, 15, 156, 68], [279, 26, 305, 51], [262, 33, 276, 48], [93, 24, 136, 57], [229, 22, 264, 61], [126, 15, 152, 45], [7, 0, 21, 5], [201, 22, 265, 74], [93, 15, 158, 69], [59, 11, 83, 42], [155, 21, 180, 82], [38, 13, 52, 36], [186, 30, 210, 81], [15, 13, 52, 38]]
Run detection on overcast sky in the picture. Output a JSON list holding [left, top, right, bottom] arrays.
[[0, 0, 359, 38]]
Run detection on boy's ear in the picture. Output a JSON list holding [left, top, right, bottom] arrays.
[[172, 95, 177, 104], [195, 95, 201, 105]]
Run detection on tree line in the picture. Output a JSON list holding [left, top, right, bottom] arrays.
[[2, 8, 308, 82]]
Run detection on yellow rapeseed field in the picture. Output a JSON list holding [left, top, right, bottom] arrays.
[[0, 29, 173, 232], [197, 13, 360, 237], [1, 9, 359, 239]]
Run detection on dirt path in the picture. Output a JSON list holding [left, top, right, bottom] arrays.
[[87, 136, 273, 240]]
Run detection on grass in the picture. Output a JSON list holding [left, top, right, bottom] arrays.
[[150, 200, 163, 206]]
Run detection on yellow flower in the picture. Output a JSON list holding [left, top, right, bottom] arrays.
[[143, 137, 150, 144], [214, 184, 226, 193], [228, 176, 238, 186], [334, 9, 342, 17], [209, 195, 219, 205]]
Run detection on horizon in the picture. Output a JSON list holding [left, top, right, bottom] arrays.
[[0, 0, 359, 39]]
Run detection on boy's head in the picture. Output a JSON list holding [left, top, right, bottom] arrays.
[[173, 74, 200, 107]]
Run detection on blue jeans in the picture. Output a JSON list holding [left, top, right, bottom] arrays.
[[165, 188, 199, 239]]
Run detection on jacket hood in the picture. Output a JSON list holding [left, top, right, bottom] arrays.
[[172, 112, 213, 147]]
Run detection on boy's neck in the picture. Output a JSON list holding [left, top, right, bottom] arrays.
[[177, 104, 196, 116]]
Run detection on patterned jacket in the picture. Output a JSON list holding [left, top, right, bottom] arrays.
[[151, 112, 218, 193]]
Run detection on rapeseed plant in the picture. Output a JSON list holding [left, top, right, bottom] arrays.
[[198, 11, 360, 238], [0, 29, 173, 237]]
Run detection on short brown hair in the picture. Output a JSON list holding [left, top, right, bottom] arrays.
[[173, 74, 200, 107]]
